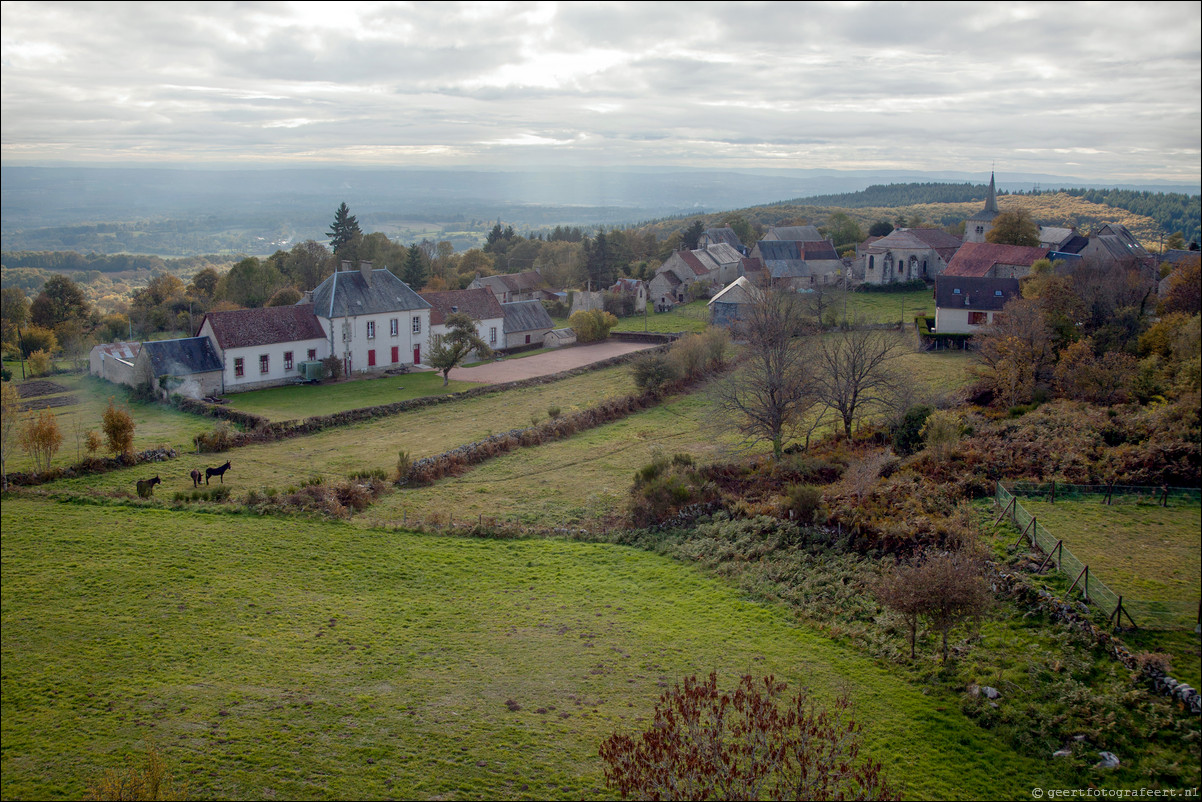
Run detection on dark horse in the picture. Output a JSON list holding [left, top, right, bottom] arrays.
[[205, 461, 232, 485], [190, 468, 202, 487], [136, 476, 161, 499]]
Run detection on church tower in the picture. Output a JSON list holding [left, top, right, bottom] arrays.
[[965, 172, 1000, 243]]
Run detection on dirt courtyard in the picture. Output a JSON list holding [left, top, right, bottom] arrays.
[[447, 340, 657, 383]]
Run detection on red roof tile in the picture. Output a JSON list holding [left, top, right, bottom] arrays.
[[201, 306, 326, 350]]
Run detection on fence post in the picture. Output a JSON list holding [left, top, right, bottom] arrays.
[[1105, 482, 1114, 505], [1066, 564, 1088, 598], [1050, 480, 1056, 504], [1037, 539, 1062, 573], [1160, 485, 1168, 507], [993, 495, 1016, 527]]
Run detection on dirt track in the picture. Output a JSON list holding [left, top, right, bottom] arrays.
[[447, 341, 657, 384]]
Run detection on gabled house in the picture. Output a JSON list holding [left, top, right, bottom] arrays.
[[750, 240, 845, 289], [856, 228, 962, 285], [501, 300, 554, 349], [1077, 224, 1154, 271], [89, 341, 139, 386], [468, 269, 550, 304], [134, 337, 224, 399], [708, 276, 762, 329], [421, 288, 506, 358], [198, 305, 328, 392], [309, 260, 431, 376], [943, 241, 1050, 279], [650, 245, 743, 308], [609, 278, 648, 313], [933, 276, 1021, 334], [700, 226, 747, 253]]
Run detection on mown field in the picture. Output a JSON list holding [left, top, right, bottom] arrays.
[[1, 498, 1073, 801]]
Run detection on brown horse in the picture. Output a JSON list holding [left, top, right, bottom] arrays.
[[136, 476, 161, 498], [190, 468, 202, 487], [205, 461, 231, 484]]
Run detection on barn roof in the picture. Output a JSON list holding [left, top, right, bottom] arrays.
[[311, 268, 429, 319], [140, 337, 223, 377], [202, 305, 325, 349], [421, 288, 505, 326], [501, 300, 553, 333]]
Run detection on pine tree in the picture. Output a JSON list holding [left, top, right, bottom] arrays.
[[402, 243, 427, 289], [327, 202, 362, 256]]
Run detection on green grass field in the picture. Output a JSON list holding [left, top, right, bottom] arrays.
[[222, 371, 480, 423], [1, 498, 1071, 800], [46, 365, 640, 497], [1016, 498, 1201, 606]]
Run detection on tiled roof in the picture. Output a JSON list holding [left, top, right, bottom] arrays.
[[677, 250, 713, 278], [202, 306, 325, 350], [944, 242, 1050, 277], [935, 276, 1020, 311], [421, 288, 505, 326], [501, 300, 554, 333], [140, 337, 223, 377], [311, 268, 430, 319], [701, 242, 744, 264]]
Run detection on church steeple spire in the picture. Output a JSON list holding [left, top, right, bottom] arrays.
[[984, 172, 998, 213]]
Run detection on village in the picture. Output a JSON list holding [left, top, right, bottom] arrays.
[[82, 174, 1194, 404]]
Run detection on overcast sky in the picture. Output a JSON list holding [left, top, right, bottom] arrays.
[[2, 1, 1199, 183]]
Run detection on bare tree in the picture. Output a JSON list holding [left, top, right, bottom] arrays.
[[712, 290, 818, 458], [813, 328, 904, 438], [874, 559, 927, 659]]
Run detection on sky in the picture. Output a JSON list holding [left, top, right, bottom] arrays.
[[2, 1, 1200, 183]]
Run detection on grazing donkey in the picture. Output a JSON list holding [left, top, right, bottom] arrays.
[[190, 468, 202, 488], [135, 476, 161, 499], [205, 461, 232, 485]]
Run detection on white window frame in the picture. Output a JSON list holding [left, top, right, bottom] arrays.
[[412, 316, 421, 334], [366, 320, 376, 340], [390, 318, 399, 337]]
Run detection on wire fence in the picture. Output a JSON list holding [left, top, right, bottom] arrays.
[[995, 482, 1200, 630]]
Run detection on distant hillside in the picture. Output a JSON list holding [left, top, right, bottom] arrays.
[[626, 190, 1178, 250]]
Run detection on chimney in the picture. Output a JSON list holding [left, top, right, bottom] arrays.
[[359, 260, 373, 286], [340, 260, 353, 272], [301, 290, 313, 305]]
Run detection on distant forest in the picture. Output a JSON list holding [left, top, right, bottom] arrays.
[[795, 183, 1200, 244]]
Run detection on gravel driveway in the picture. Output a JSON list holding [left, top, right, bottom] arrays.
[[447, 341, 657, 383]]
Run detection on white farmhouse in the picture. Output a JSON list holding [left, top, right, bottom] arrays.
[[309, 261, 431, 375], [198, 305, 328, 392]]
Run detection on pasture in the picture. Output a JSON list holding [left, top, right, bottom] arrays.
[[1015, 497, 1201, 626], [221, 371, 479, 423], [1, 498, 1070, 800]]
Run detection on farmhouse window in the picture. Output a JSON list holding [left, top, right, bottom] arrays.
[[525, 334, 531, 344], [968, 311, 988, 325], [390, 318, 399, 337], [489, 327, 497, 345], [368, 349, 376, 367], [412, 316, 421, 334], [284, 351, 294, 370], [260, 354, 270, 374], [234, 357, 244, 378], [366, 321, 376, 339], [308, 349, 317, 361], [868, 256, 874, 270]]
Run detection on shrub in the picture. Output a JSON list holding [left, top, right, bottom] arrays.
[[599, 673, 897, 801], [395, 450, 413, 483], [85, 429, 103, 456], [783, 483, 824, 525], [19, 408, 62, 472], [26, 349, 52, 377], [102, 398, 136, 457], [547, 405, 561, 419], [86, 742, 185, 801], [194, 421, 233, 453], [18, 325, 57, 358], [920, 409, 962, 461], [631, 352, 682, 393], [321, 354, 343, 381], [891, 404, 932, 456], [569, 308, 619, 343]]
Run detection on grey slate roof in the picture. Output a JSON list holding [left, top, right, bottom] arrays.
[[310, 268, 430, 319], [501, 300, 554, 334], [141, 337, 223, 377], [764, 225, 824, 242], [935, 276, 1020, 312]]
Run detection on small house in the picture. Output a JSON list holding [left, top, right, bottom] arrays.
[[501, 300, 554, 349], [933, 276, 1020, 334]]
